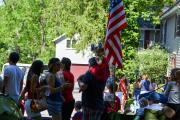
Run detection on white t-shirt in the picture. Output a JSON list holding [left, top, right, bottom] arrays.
[[145, 103, 163, 111], [4, 65, 24, 102]]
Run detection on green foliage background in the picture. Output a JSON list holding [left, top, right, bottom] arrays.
[[118, 46, 168, 82], [0, 0, 173, 76]]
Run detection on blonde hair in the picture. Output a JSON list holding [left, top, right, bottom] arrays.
[[142, 75, 148, 80]]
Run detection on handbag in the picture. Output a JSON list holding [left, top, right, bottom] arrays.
[[30, 98, 47, 113]]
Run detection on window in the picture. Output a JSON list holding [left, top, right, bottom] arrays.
[[72, 39, 77, 47], [175, 15, 180, 37], [66, 39, 77, 48], [66, 39, 71, 48]]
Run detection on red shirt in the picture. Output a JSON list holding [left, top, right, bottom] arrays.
[[63, 71, 74, 103], [89, 57, 110, 82], [106, 96, 121, 113]]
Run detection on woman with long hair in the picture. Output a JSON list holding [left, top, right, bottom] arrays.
[[46, 58, 70, 120], [20, 60, 44, 120]]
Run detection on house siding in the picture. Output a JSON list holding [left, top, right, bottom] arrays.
[[165, 16, 178, 52], [55, 37, 92, 64]]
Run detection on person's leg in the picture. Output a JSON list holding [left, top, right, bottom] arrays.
[[83, 109, 103, 120], [94, 110, 103, 120], [82, 108, 89, 120], [52, 113, 62, 120], [62, 100, 75, 120]]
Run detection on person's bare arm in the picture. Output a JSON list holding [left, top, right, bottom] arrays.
[[139, 82, 142, 88], [77, 75, 87, 92], [47, 74, 67, 93], [31, 74, 38, 99]]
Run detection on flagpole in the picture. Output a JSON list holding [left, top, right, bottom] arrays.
[[112, 64, 116, 103]]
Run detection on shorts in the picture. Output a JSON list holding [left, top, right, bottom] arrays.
[[25, 99, 41, 118]]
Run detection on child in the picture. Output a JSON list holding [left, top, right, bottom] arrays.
[[72, 101, 82, 120], [105, 83, 121, 113], [134, 97, 148, 120]]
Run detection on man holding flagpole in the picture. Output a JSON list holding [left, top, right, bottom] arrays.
[[78, 0, 127, 120]]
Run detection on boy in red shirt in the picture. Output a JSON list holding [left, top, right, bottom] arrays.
[[105, 83, 121, 113]]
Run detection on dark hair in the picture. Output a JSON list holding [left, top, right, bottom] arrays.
[[31, 60, 44, 76], [9, 52, 20, 63], [88, 57, 98, 67], [48, 58, 60, 72], [61, 57, 71, 71], [74, 101, 82, 110], [26, 60, 44, 89], [170, 68, 180, 81], [107, 83, 118, 92]]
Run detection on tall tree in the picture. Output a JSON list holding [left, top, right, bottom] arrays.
[[0, 0, 173, 69]]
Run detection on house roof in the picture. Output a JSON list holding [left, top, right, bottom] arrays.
[[161, 1, 180, 20], [53, 34, 69, 44]]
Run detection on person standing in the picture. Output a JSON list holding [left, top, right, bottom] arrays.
[[78, 57, 106, 120], [20, 60, 44, 120], [119, 75, 129, 112], [3, 52, 24, 103], [61, 57, 75, 120], [46, 58, 70, 120], [164, 68, 180, 120]]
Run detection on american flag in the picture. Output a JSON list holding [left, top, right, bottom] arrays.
[[104, 0, 127, 68]]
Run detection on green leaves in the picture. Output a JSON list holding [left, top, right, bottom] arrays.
[[0, 0, 172, 71], [118, 46, 168, 82]]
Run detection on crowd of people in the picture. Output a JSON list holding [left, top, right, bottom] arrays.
[[0, 44, 180, 120]]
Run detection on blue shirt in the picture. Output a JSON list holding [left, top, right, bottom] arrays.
[[47, 75, 63, 102], [140, 80, 150, 93], [4, 65, 24, 103], [106, 76, 114, 87]]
